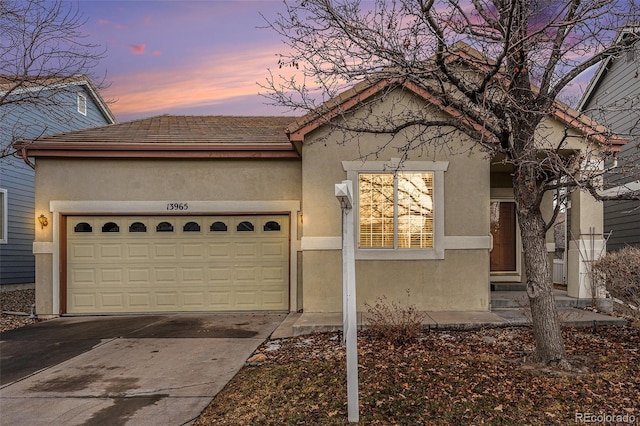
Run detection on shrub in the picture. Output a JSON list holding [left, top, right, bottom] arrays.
[[364, 290, 426, 345], [592, 246, 640, 323]]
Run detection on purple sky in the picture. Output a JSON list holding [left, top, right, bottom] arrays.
[[77, 1, 595, 123], [78, 1, 293, 122]]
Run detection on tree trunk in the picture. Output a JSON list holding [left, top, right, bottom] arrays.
[[516, 193, 570, 369]]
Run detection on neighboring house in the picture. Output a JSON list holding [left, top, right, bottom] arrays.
[[0, 75, 115, 286], [16, 50, 624, 317], [578, 25, 640, 251]]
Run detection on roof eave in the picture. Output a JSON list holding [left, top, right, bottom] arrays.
[[78, 79, 117, 124], [551, 105, 629, 151], [17, 142, 300, 159]]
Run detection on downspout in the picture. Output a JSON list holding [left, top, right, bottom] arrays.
[[20, 147, 35, 169]]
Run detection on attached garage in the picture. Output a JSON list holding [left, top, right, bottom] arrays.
[[65, 214, 290, 314], [21, 116, 304, 317]]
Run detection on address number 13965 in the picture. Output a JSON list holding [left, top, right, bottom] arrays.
[[166, 203, 189, 211]]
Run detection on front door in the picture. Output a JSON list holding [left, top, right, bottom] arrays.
[[490, 201, 517, 272]]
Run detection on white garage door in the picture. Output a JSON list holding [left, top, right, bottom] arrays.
[[66, 215, 289, 314]]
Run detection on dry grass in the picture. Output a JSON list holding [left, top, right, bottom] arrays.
[[195, 325, 640, 425]]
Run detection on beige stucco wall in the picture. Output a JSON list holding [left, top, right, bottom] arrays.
[[300, 89, 492, 312], [33, 157, 302, 316], [35, 158, 301, 203], [34, 255, 53, 316], [303, 250, 491, 312]]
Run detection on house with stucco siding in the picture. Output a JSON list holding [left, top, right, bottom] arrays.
[[15, 51, 625, 318]]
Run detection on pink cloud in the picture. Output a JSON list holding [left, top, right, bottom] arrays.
[[130, 44, 146, 55], [105, 45, 286, 118], [152, 50, 162, 57], [144, 16, 152, 25]]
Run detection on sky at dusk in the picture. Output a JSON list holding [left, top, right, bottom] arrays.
[[75, 0, 597, 123], [77, 1, 294, 122]]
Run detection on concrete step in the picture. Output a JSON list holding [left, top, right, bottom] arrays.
[[275, 307, 627, 338], [491, 283, 526, 291], [491, 290, 595, 309]]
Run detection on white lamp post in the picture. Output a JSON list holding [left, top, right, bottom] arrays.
[[335, 180, 359, 423]]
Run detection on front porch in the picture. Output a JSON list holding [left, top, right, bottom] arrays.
[[271, 290, 625, 338]]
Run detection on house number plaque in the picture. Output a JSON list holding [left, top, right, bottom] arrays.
[[166, 203, 189, 211]]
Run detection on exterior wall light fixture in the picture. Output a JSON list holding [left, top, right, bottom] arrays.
[[38, 214, 48, 229]]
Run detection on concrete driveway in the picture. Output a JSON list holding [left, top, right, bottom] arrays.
[[0, 313, 285, 425]]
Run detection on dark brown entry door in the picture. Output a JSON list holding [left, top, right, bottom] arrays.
[[490, 201, 517, 272]]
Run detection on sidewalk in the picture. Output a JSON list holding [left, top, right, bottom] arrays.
[[271, 294, 627, 339]]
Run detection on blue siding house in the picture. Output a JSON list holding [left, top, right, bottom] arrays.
[[579, 26, 640, 251], [0, 75, 115, 286]]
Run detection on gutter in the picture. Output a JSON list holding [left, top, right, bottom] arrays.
[[20, 147, 35, 169]]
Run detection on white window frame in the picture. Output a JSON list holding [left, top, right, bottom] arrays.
[[0, 189, 7, 244], [77, 93, 87, 116], [343, 159, 448, 260]]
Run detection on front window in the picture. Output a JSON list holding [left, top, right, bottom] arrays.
[[359, 173, 434, 249], [344, 159, 447, 260]]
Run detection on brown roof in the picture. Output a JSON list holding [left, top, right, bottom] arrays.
[[286, 42, 628, 152], [16, 115, 300, 159]]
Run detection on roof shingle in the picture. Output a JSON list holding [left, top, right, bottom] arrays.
[[16, 115, 301, 159]]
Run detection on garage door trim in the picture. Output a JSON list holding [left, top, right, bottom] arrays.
[[49, 200, 301, 315]]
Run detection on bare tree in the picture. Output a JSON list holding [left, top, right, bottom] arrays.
[[262, 0, 640, 369], [0, 0, 106, 159]]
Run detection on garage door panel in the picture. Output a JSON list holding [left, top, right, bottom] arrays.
[[67, 214, 289, 314], [99, 244, 123, 259], [183, 292, 206, 307], [155, 268, 178, 283], [235, 291, 258, 307], [182, 268, 205, 283], [100, 293, 124, 308], [263, 290, 287, 306], [99, 269, 123, 284], [128, 244, 151, 258], [262, 266, 286, 281], [72, 244, 95, 259], [235, 242, 259, 259], [209, 266, 232, 281], [156, 292, 179, 307], [235, 266, 258, 282], [128, 268, 151, 283], [155, 244, 178, 258], [71, 269, 96, 284], [262, 241, 287, 257], [209, 243, 233, 259], [72, 294, 96, 309], [128, 293, 151, 308], [208, 291, 231, 307], [182, 243, 205, 258]]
